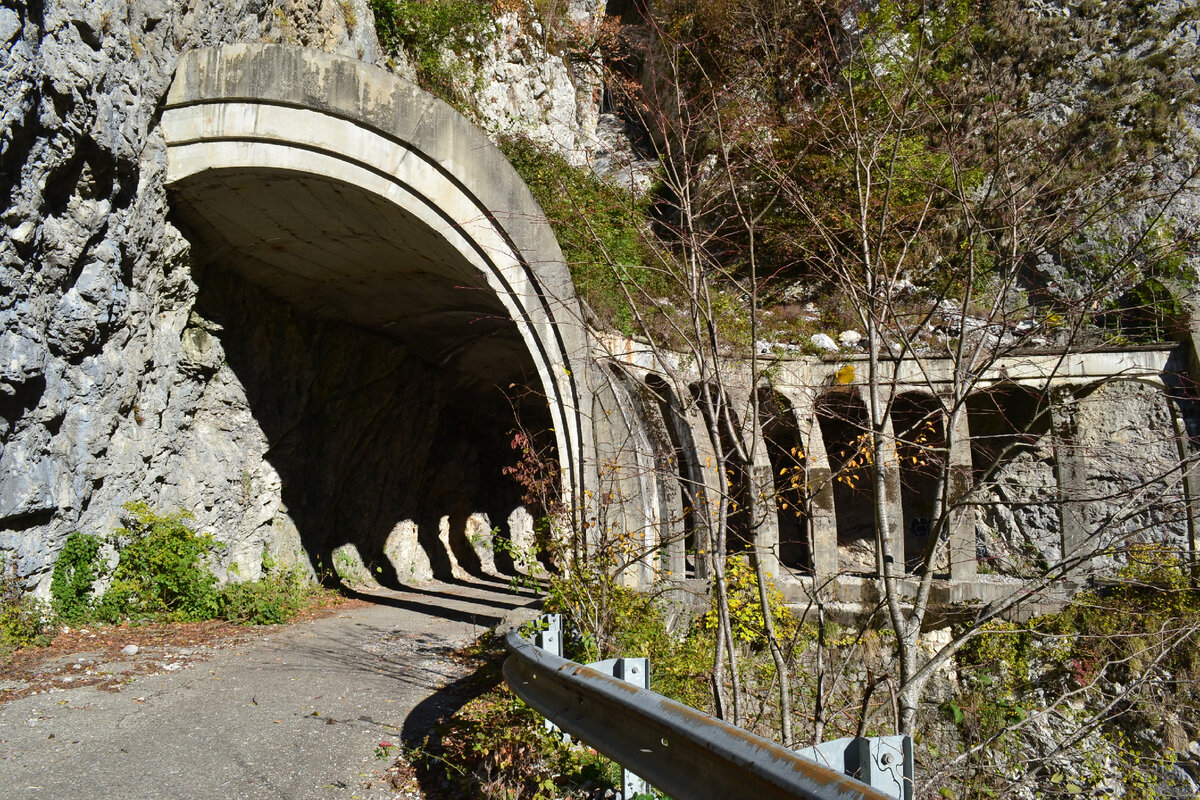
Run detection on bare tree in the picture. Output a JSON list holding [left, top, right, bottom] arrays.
[[507, 0, 1200, 787]]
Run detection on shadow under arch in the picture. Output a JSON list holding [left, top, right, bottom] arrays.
[[646, 373, 709, 578], [814, 388, 874, 573], [161, 44, 589, 583], [757, 387, 812, 572]]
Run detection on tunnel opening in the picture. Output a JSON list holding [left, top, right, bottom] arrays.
[[892, 392, 946, 574], [758, 389, 812, 573], [816, 390, 875, 574], [174, 168, 557, 587], [966, 385, 1055, 573], [966, 386, 1052, 484]]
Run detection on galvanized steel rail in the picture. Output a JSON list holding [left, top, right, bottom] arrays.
[[504, 627, 894, 800]]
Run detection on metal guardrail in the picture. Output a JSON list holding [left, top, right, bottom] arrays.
[[504, 625, 895, 800]]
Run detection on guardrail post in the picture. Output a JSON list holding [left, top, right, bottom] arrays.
[[796, 735, 913, 800], [506, 623, 896, 800], [529, 614, 651, 798], [534, 615, 564, 735], [587, 657, 651, 798], [533, 613, 563, 657]]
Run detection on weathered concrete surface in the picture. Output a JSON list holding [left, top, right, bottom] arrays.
[[0, 581, 537, 800]]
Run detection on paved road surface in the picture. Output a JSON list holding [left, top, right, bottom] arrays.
[[0, 579, 538, 800]]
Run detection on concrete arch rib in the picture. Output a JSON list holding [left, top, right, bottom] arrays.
[[160, 44, 589, 511]]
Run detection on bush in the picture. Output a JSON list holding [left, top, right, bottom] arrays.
[[498, 135, 669, 335], [415, 634, 619, 799], [0, 554, 50, 653], [95, 502, 220, 622], [698, 555, 797, 648], [218, 567, 312, 625], [369, 0, 494, 99], [50, 532, 105, 622]]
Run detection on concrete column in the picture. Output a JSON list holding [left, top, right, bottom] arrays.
[[860, 386, 905, 573], [787, 390, 839, 580], [631, 381, 688, 581], [686, 401, 720, 580], [590, 369, 657, 588], [946, 406, 977, 581], [1050, 386, 1089, 565]]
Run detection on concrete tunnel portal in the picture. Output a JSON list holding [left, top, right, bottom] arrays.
[[160, 44, 589, 582]]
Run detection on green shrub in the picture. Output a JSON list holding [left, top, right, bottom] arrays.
[[698, 555, 798, 648], [414, 633, 620, 799], [498, 135, 669, 335], [50, 532, 105, 622], [0, 554, 51, 653], [370, 0, 494, 98], [218, 567, 312, 625], [96, 502, 220, 622]]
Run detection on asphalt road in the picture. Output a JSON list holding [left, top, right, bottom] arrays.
[[0, 579, 539, 800]]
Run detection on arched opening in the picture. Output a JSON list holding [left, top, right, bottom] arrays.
[[966, 385, 1054, 574], [1072, 379, 1190, 558], [892, 392, 946, 574], [161, 45, 587, 587], [758, 388, 811, 572], [815, 390, 874, 574]]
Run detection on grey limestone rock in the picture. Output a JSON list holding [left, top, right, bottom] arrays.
[[0, 0, 370, 591]]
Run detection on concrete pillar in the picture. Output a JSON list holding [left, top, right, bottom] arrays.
[[685, 400, 720, 580], [946, 406, 978, 581], [787, 390, 839, 580], [591, 369, 657, 588], [1050, 386, 1089, 566], [860, 387, 905, 573]]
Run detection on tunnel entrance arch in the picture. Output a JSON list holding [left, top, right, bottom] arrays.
[[160, 45, 589, 578]]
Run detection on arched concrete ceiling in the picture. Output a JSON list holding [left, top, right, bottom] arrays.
[[159, 44, 591, 501], [169, 168, 523, 390]]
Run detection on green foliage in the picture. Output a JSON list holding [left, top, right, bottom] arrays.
[[944, 545, 1200, 795], [217, 565, 313, 625], [698, 555, 797, 648], [369, 0, 494, 99], [499, 135, 670, 335], [413, 634, 620, 799], [50, 532, 105, 623], [95, 502, 220, 623], [0, 554, 51, 654], [631, 0, 1199, 340]]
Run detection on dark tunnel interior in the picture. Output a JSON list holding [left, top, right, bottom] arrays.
[[172, 169, 556, 585]]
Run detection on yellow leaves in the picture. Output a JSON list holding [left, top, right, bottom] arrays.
[[835, 430, 875, 490]]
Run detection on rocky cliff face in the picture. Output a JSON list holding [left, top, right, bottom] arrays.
[[0, 0, 396, 589]]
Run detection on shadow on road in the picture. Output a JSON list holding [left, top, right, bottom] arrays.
[[337, 580, 539, 627], [399, 646, 509, 797]]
